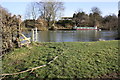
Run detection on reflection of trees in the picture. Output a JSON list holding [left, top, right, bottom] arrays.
[[49, 31, 57, 42], [75, 30, 99, 41], [38, 31, 57, 42], [38, 31, 49, 42]]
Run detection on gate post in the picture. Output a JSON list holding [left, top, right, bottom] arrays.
[[35, 27, 37, 42], [32, 29, 34, 42]]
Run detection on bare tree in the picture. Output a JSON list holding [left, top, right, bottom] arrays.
[[36, 0, 64, 28], [73, 11, 89, 27], [103, 14, 118, 30], [25, 2, 39, 20], [90, 7, 102, 27], [91, 7, 102, 15], [25, 2, 40, 29]]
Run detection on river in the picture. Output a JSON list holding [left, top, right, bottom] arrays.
[[23, 30, 118, 42]]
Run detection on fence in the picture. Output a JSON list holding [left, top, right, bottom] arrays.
[[19, 27, 38, 46]]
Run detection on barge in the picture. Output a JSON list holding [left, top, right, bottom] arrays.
[[73, 26, 98, 30]]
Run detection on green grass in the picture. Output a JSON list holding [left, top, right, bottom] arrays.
[[2, 40, 119, 79]]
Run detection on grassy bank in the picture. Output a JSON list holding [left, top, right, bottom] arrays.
[[2, 40, 119, 79]]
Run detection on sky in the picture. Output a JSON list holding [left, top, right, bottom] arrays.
[[0, 1, 118, 20], [119, 1, 120, 10]]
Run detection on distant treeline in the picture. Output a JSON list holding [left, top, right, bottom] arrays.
[[60, 7, 118, 30], [22, 1, 118, 30], [23, 7, 118, 30], [23, 13, 118, 30]]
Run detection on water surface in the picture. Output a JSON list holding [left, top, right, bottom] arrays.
[[23, 30, 118, 42]]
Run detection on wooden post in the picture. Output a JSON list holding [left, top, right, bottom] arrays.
[[32, 29, 34, 42], [35, 27, 37, 42], [17, 15, 22, 47], [31, 28, 37, 42], [16, 24, 21, 48]]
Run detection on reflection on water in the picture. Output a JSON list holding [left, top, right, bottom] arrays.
[[23, 30, 117, 42]]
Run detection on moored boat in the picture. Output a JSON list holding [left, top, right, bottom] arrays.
[[73, 26, 98, 30]]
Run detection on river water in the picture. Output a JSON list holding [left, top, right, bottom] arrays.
[[23, 30, 118, 42]]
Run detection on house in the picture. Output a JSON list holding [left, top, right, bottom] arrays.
[[61, 17, 73, 20]]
